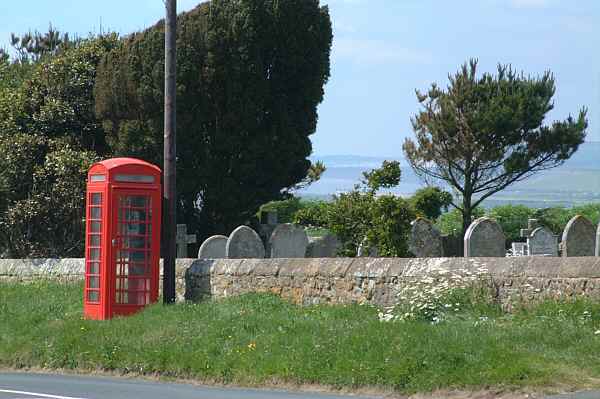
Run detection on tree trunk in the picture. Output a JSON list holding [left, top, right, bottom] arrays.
[[461, 195, 473, 240]]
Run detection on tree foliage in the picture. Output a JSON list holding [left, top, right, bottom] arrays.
[[94, 0, 333, 239], [410, 187, 453, 220], [0, 34, 114, 257], [404, 59, 588, 236], [293, 161, 415, 257], [0, 135, 97, 257]]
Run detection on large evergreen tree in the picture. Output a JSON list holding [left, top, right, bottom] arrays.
[[95, 0, 333, 239], [403, 60, 588, 236]]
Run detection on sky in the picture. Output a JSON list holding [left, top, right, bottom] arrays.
[[0, 0, 598, 157]]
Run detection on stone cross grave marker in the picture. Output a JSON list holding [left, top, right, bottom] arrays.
[[408, 218, 443, 258], [561, 215, 595, 257], [176, 224, 197, 258], [519, 218, 539, 248], [528, 226, 558, 257], [464, 217, 505, 257], [198, 235, 228, 259], [226, 225, 265, 259], [269, 223, 309, 258], [258, 210, 279, 258]]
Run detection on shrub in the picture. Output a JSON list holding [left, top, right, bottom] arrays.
[[410, 187, 452, 220]]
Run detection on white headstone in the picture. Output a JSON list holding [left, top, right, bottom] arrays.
[[511, 242, 527, 256]]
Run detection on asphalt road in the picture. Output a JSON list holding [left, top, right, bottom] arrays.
[[1, 373, 599, 399], [0, 373, 382, 399]]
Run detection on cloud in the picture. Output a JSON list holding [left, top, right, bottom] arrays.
[[333, 38, 432, 66]]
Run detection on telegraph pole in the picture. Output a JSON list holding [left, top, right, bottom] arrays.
[[163, 0, 177, 304]]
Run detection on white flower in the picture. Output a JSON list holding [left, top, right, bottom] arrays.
[[594, 330, 600, 335]]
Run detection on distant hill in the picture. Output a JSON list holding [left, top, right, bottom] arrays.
[[302, 142, 600, 208]]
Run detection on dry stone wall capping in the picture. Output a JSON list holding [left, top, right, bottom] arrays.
[[562, 215, 595, 257], [6, 257, 600, 309], [185, 257, 600, 308]]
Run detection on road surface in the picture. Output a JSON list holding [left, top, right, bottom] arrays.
[[1, 372, 598, 398], [0, 373, 381, 399]]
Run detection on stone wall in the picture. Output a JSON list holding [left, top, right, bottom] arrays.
[[184, 257, 600, 308], [0, 259, 189, 301], [3, 257, 600, 308]]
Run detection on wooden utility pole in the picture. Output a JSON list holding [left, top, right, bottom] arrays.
[[163, 0, 177, 304]]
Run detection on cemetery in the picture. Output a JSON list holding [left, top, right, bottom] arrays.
[[5, 211, 600, 309]]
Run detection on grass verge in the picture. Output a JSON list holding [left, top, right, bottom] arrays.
[[1, 280, 600, 394]]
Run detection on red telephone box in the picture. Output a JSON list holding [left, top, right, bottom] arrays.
[[83, 158, 162, 320]]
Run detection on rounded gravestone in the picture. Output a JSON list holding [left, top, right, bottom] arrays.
[[464, 217, 505, 257], [269, 224, 309, 258], [409, 218, 442, 258], [306, 233, 341, 258], [198, 235, 228, 259], [528, 226, 558, 256], [561, 215, 595, 257], [226, 226, 265, 259]]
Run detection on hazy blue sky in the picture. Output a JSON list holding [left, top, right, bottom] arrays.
[[1, 0, 598, 157]]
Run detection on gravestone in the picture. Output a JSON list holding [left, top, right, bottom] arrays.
[[510, 242, 527, 256], [561, 215, 595, 257], [519, 218, 539, 243], [464, 217, 505, 257], [441, 234, 462, 257], [306, 233, 341, 258], [269, 224, 309, 258], [408, 218, 442, 258], [198, 235, 228, 259], [528, 226, 558, 256], [176, 224, 197, 258], [226, 226, 265, 259], [258, 210, 279, 257], [596, 224, 600, 257]]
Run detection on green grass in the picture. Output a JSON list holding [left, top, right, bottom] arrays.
[[2, 281, 600, 394]]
